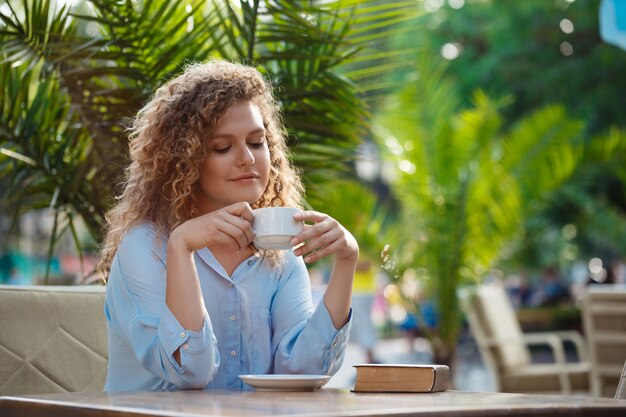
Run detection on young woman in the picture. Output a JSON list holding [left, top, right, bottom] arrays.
[[98, 60, 358, 391]]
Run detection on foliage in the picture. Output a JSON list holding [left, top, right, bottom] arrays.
[[307, 179, 394, 262], [0, 0, 420, 279], [420, 0, 626, 135], [375, 53, 626, 363], [408, 0, 626, 270], [508, 128, 626, 270]]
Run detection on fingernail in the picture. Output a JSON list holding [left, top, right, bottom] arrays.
[[305, 256, 312, 263], [291, 238, 298, 245]]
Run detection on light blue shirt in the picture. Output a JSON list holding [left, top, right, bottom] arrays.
[[104, 223, 351, 391]]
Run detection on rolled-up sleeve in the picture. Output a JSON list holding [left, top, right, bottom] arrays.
[[106, 226, 220, 389], [271, 255, 351, 375]]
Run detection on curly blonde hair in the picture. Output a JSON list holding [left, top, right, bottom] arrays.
[[98, 60, 304, 279]]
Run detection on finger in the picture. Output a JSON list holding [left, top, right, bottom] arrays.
[[227, 214, 255, 243], [221, 205, 254, 242], [302, 240, 342, 263], [217, 221, 251, 250], [294, 210, 326, 224], [294, 229, 333, 254], [226, 202, 254, 222], [292, 218, 334, 246], [294, 227, 341, 258]]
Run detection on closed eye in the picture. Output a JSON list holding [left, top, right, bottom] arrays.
[[248, 141, 266, 149], [214, 146, 231, 154]]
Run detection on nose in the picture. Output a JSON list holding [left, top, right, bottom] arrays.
[[238, 144, 255, 166]]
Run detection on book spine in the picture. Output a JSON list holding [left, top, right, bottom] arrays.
[[431, 366, 450, 392]]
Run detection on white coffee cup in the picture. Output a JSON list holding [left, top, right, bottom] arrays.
[[252, 207, 304, 250]]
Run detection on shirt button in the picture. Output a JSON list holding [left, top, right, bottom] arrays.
[[247, 260, 253, 265], [179, 332, 186, 338], [230, 350, 237, 357], [182, 344, 190, 350], [230, 315, 236, 321]]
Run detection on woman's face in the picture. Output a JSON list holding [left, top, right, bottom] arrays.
[[196, 100, 271, 214]]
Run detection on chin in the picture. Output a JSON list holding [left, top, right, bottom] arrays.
[[231, 192, 264, 206]]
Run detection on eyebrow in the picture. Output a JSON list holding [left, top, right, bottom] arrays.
[[211, 128, 266, 140]]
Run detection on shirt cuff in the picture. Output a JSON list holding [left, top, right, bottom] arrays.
[[310, 301, 352, 350], [158, 306, 213, 372]]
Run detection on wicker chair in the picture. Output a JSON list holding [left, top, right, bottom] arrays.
[[581, 285, 626, 397], [460, 283, 591, 394], [615, 361, 626, 400]]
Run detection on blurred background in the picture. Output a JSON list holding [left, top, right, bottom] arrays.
[[1, 0, 625, 395]]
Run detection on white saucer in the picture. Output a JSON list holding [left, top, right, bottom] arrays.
[[253, 235, 293, 250], [239, 374, 331, 391]]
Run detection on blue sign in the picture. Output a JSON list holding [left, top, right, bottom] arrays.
[[600, 0, 626, 50]]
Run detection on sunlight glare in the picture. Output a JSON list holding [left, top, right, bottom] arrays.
[[425, 0, 445, 13], [385, 135, 404, 156], [561, 224, 577, 240], [589, 258, 603, 274], [389, 305, 408, 323], [441, 42, 462, 60], [560, 41, 573, 56], [0, 3, 11, 21], [560, 18, 574, 34], [399, 160, 416, 175], [56, 0, 80, 7]]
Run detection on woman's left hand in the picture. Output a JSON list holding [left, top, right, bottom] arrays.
[[291, 211, 359, 264]]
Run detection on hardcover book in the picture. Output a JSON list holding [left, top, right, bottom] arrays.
[[353, 364, 450, 393]]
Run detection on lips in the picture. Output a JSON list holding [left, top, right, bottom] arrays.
[[230, 173, 259, 181]]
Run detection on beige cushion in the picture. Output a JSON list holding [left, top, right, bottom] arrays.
[[0, 285, 108, 395], [474, 285, 531, 369]]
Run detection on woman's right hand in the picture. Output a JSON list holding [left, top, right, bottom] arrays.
[[168, 202, 255, 253]]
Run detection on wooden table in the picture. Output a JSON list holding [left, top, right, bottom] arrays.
[[2, 388, 626, 417]]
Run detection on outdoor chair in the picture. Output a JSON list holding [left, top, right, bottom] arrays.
[[0, 285, 108, 395], [616, 361, 626, 400], [581, 284, 626, 397], [459, 283, 591, 395]]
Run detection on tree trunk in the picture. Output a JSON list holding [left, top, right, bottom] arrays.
[[430, 338, 456, 389], [431, 338, 455, 367]]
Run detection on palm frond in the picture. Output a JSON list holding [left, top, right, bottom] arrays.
[[308, 180, 393, 261], [0, 0, 426, 278], [502, 105, 585, 203]]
